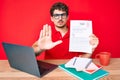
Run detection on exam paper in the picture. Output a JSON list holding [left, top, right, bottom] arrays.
[[69, 20, 93, 53]]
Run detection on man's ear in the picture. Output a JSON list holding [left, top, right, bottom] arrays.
[[51, 17, 54, 22], [66, 15, 69, 20]]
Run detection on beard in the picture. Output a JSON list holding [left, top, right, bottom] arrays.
[[56, 24, 66, 28], [55, 20, 66, 28]]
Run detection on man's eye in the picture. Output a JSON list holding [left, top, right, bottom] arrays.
[[53, 14, 59, 17], [55, 14, 59, 16]]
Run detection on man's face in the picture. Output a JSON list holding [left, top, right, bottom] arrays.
[[51, 9, 68, 28]]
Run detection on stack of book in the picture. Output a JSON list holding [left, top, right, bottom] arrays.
[[59, 57, 109, 80]]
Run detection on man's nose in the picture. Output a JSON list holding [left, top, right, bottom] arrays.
[[59, 16, 62, 20]]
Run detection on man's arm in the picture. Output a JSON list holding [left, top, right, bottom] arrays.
[[80, 53, 91, 58], [32, 41, 44, 56], [80, 34, 99, 58], [32, 24, 62, 56]]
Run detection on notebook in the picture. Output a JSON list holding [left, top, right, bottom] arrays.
[[2, 42, 57, 77], [59, 64, 109, 80]]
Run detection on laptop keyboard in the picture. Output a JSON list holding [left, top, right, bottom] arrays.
[[37, 61, 58, 76]]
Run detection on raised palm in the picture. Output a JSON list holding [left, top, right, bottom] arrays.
[[38, 24, 62, 50]]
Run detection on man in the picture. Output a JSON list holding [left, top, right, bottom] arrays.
[[32, 2, 99, 59]]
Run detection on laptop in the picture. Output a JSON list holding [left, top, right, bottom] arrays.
[[2, 42, 58, 77]]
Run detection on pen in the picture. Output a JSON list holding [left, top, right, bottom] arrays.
[[73, 57, 77, 65], [85, 60, 92, 68]]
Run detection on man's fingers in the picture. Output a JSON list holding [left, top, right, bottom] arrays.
[[53, 40, 62, 47], [42, 24, 51, 36], [45, 24, 49, 36], [42, 24, 46, 37], [39, 24, 49, 39], [89, 34, 99, 48], [39, 30, 43, 39], [48, 25, 51, 37]]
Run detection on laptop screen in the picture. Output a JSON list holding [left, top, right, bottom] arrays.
[[2, 42, 57, 77]]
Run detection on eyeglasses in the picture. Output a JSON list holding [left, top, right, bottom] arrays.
[[52, 13, 67, 19]]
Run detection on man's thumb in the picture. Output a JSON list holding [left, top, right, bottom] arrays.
[[53, 40, 62, 47]]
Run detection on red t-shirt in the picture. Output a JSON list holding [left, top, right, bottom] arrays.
[[45, 26, 82, 59]]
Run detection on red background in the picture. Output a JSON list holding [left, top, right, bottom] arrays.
[[0, 0, 120, 60]]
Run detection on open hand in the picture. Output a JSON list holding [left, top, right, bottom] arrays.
[[38, 24, 62, 51]]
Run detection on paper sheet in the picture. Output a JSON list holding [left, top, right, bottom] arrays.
[[69, 20, 93, 53], [83, 62, 102, 74], [65, 57, 92, 71]]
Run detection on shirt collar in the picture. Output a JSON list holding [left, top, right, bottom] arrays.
[[51, 26, 70, 39]]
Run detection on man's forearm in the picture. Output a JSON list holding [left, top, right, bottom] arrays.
[[33, 47, 44, 56], [80, 48, 95, 58], [32, 41, 44, 56], [80, 53, 92, 58]]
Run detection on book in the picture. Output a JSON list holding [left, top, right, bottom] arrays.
[[59, 64, 109, 80], [83, 62, 102, 74], [65, 57, 92, 71]]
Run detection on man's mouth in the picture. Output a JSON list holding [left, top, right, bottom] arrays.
[[58, 20, 63, 24]]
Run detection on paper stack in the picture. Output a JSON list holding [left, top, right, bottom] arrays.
[[65, 57, 92, 71], [59, 57, 109, 80]]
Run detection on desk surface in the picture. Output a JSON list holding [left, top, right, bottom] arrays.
[[0, 58, 120, 80]]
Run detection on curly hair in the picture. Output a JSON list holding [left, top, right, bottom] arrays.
[[50, 2, 69, 16]]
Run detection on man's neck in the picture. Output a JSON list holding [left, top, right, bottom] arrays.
[[55, 26, 68, 37]]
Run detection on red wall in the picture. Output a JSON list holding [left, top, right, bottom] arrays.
[[0, 0, 120, 60]]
